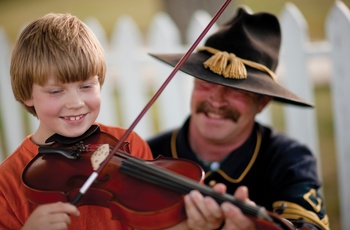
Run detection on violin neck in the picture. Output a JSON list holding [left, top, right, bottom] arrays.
[[119, 155, 270, 221]]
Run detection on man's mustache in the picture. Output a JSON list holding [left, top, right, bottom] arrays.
[[195, 101, 240, 122]]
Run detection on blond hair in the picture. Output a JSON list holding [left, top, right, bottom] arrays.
[[10, 13, 106, 116]]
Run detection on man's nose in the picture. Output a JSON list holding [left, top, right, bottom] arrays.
[[209, 87, 228, 105]]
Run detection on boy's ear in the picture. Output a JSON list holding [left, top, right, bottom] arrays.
[[24, 99, 34, 107]]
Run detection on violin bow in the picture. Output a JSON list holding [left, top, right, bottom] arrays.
[[71, 0, 232, 205]]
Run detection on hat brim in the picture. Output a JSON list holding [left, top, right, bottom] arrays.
[[149, 52, 313, 107]]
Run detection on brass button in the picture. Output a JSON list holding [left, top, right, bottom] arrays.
[[209, 180, 217, 187]]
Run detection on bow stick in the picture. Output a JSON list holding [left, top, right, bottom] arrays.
[[71, 0, 232, 205]]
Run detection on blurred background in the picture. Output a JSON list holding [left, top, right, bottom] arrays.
[[1, 0, 349, 43], [1, 0, 349, 229]]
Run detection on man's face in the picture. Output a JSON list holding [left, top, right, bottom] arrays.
[[190, 79, 269, 144]]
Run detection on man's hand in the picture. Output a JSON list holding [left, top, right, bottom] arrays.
[[184, 185, 256, 230]]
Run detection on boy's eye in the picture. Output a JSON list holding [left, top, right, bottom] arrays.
[[48, 89, 62, 94], [81, 84, 92, 89]]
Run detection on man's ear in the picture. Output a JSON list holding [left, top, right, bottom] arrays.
[[258, 96, 272, 112]]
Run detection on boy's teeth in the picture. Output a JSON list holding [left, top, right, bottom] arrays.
[[67, 116, 81, 120]]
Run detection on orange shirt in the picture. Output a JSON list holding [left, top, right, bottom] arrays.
[[0, 123, 153, 229]]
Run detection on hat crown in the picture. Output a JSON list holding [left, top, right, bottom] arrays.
[[204, 8, 281, 71]]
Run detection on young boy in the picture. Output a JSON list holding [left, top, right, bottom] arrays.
[[0, 12, 191, 230], [0, 12, 156, 230]]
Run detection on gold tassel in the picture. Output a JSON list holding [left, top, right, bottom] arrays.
[[223, 53, 247, 79], [203, 51, 229, 75], [198, 46, 276, 80], [202, 50, 247, 79]]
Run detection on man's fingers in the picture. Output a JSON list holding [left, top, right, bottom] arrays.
[[221, 202, 256, 230], [185, 191, 224, 230], [234, 186, 255, 205], [212, 183, 227, 194]]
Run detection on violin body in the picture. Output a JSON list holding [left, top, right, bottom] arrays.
[[22, 127, 204, 229], [22, 125, 298, 230]]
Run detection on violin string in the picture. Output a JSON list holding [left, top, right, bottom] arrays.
[[120, 160, 267, 220], [115, 151, 270, 220], [120, 164, 190, 194], [120, 157, 272, 221]]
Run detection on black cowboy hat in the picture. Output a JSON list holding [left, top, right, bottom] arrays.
[[149, 7, 312, 107]]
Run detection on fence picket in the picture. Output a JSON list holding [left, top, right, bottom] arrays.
[[146, 12, 191, 135], [85, 18, 118, 128], [279, 3, 320, 163], [112, 15, 154, 138], [326, 1, 350, 229], [0, 27, 26, 160]]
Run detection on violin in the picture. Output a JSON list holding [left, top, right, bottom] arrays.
[[22, 125, 294, 230]]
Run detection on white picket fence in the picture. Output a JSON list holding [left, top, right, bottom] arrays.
[[0, 1, 349, 229]]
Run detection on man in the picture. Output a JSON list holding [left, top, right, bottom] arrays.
[[147, 7, 329, 230]]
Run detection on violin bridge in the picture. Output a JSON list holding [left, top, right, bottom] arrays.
[[91, 144, 110, 170]]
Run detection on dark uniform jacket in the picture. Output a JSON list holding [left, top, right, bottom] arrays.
[[147, 117, 329, 229]]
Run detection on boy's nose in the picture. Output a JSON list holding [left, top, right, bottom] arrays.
[[65, 91, 85, 109]]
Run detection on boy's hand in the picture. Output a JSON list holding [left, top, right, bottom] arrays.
[[22, 202, 80, 230]]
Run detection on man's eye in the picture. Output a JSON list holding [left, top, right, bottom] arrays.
[[197, 83, 210, 90]]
